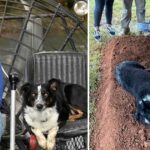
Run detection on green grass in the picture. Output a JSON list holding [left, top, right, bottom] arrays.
[[89, 0, 150, 145]]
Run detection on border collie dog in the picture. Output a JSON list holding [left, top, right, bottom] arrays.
[[21, 78, 87, 150], [115, 61, 150, 125]]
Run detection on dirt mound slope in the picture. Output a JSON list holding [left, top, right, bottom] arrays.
[[92, 36, 150, 150]]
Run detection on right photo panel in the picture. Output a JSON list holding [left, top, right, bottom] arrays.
[[90, 0, 150, 150]]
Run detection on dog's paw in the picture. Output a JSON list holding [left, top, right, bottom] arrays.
[[38, 139, 47, 149], [68, 115, 76, 122], [47, 127, 59, 150], [31, 128, 47, 149], [134, 112, 150, 125], [47, 141, 55, 150], [47, 136, 56, 150], [68, 118, 75, 122], [143, 118, 150, 125]]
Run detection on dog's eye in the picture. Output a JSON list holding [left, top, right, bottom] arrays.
[[44, 93, 48, 97], [31, 93, 36, 97]]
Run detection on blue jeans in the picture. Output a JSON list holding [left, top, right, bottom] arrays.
[[94, 0, 114, 27]]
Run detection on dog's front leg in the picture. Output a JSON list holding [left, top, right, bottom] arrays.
[[31, 128, 47, 149], [135, 99, 145, 122], [47, 126, 59, 150]]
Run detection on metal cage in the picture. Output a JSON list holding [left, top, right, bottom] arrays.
[[23, 51, 87, 150]]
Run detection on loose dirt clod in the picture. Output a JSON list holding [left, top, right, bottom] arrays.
[[91, 36, 150, 150]]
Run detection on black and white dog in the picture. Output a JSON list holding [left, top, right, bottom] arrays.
[[115, 61, 150, 125], [20, 78, 87, 149]]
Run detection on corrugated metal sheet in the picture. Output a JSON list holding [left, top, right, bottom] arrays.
[[33, 51, 87, 87]]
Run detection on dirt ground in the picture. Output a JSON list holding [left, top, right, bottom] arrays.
[[92, 36, 150, 150]]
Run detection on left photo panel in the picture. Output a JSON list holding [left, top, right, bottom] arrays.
[[0, 0, 88, 150]]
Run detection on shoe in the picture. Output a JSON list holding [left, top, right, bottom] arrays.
[[94, 30, 101, 42], [119, 28, 130, 35], [137, 22, 150, 32], [106, 25, 115, 36], [139, 31, 150, 36]]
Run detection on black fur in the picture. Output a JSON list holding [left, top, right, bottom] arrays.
[[115, 61, 150, 125], [49, 78, 87, 116]]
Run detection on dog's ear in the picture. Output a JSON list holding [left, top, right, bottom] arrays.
[[48, 79, 60, 92], [20, 83, 31, 94], [50, 81, 57, 91]]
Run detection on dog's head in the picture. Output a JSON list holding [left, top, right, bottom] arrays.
[[137, 95, 150, 125], [20, 79, 62, 111], [143, 95, 150, 109], [142, 95, 150, 124]]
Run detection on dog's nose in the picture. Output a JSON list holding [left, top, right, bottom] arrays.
[[36, 104, 43, 110]]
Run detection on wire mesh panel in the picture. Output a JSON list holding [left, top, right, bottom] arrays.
[[0, 0, 87, 85], [57, 119, 87, 150], [56, 135, 87, 150]]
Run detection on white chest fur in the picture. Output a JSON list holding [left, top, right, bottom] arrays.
[[24, 105, 59, 132]]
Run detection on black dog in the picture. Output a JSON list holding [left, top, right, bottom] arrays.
[[115, 61, 150, 125], [48, 79, 87, 121], [20, 78, 87, 149]]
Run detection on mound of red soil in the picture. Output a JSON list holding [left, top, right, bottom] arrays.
[[92, 36, 150, 150]]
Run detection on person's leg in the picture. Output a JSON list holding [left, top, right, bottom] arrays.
[[94, 0, 105, 41], [94, 0, 105, 29], [135, 0, 145, 23], [105, 0, 114, 25], [121, 0, 133, 34], [105, 0, 115, 35]]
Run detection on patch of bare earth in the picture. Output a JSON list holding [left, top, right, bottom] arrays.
[[92, 36, 150, 150]]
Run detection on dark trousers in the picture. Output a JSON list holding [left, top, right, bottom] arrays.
[[121, 0, 145, 29], [94, 0, 114, 27]]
